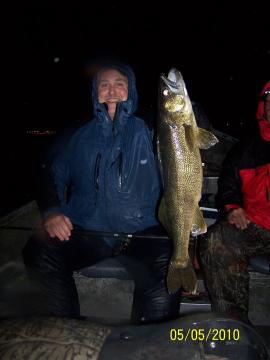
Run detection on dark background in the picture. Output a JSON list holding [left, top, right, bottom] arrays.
[[1, 1, 270, 215]]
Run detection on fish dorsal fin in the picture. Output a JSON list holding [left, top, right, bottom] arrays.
[[197, 127, 219, 150]]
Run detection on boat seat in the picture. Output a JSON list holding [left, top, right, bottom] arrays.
[[249, 255, 270, 275], [78, 254, 270, 278], [74, 256, 135, 320], [76, 256, 133, 280]]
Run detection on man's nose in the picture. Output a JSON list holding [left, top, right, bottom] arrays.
[[108, 84, 116, 95]]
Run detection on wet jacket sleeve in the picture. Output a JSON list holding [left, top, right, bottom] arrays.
[[216, 146, 243, 212], [37, 152, 70, 218]]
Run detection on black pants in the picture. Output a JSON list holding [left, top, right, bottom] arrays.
[[22, 226, 180, 323], [200, 220, 270, 322]]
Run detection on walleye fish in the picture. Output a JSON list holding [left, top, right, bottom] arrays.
[[157, 68, 218, 294]]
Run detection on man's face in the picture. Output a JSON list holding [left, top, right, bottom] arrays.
[[264, 94, 270, 124], [97, 69, 128, 105]]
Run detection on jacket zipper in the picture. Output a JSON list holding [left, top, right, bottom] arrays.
[[118, 152, 123, 189], [94, 153, 101, 190]]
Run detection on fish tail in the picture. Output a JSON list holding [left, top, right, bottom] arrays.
[[167, 260, 197, 295]]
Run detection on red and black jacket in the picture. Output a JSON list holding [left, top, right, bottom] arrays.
[[217, 80, 270, 231]]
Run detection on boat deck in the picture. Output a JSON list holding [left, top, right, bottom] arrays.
[[0, 200, 270, 359]]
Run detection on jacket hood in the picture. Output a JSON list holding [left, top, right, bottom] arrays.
[[256, 80, 270, 141], [91, 62, 138, 117]]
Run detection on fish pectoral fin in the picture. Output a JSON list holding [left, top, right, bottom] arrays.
[[191, 206, 207, 236], [167, 260, 197, 294], [197, 127, 219, 149]]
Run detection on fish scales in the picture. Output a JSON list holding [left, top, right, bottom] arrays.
[[157, 68, 218, 294]]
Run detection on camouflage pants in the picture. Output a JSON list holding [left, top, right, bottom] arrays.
[[199, 220, 270, 321]]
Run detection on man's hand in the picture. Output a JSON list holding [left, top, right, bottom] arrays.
[[44, 213, 73, 241], [227, 208, 250, 230]]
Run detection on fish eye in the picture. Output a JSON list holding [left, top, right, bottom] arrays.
[[163, 89, 169, 96]]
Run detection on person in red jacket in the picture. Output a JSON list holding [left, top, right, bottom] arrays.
[[200, 80, 270, 324]]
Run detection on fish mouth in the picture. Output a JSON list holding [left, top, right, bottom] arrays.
[[161, 68, 183, 94], [161, 74, 178, 90]]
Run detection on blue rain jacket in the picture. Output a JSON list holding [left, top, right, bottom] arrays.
[[46, 64, 161, 233]]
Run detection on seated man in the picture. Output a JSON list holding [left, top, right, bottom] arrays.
[[200, 80, 270, 324], [23, 61, 180, 323]]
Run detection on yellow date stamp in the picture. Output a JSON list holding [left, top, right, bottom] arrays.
[[170, 328, 240, 342]]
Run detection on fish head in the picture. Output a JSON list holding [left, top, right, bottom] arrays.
[[158, 68, 193, 126]]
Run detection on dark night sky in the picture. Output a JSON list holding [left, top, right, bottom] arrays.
[[7, 1, 270, 137], [0, 1, 269, 213]]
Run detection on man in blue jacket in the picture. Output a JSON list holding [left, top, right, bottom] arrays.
[[23, 62, 180, 323]]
